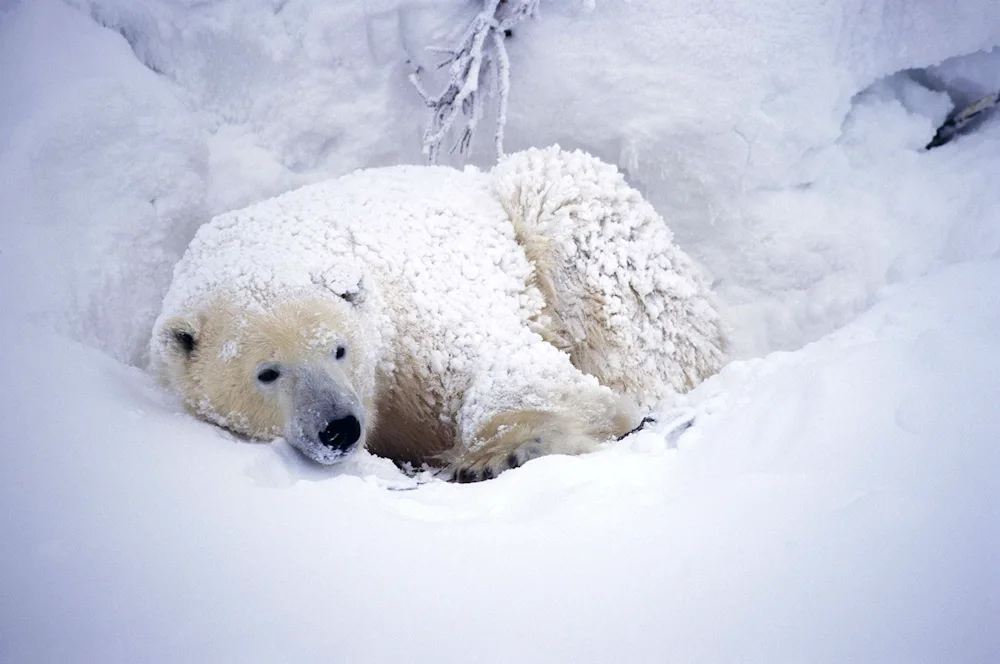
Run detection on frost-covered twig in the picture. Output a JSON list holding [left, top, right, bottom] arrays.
[[925, 88, 1000, 149], [409, 0, 540, 163]]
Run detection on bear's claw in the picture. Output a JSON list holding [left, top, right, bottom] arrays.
[[616, 415, 657, 441], [450, 435, 562, 483]]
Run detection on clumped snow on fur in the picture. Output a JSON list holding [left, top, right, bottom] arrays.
[[153, 146, 723, 445], [492, 148, 725, 401]]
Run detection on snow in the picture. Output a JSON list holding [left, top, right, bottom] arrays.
[[0, 0, 207, 365], [2, 262, 997, 662], [1, 0, 999, 661]]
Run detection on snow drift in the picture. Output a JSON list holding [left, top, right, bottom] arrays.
[[2, 258, 997, 663]]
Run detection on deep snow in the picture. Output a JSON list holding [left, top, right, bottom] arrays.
[[2, 259, 997, 663], [1, 0, 999, 661]]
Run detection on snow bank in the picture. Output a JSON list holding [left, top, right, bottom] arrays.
[[719, 60, 1000, 355], [0, 0, 207, 365], [1, 260, 996, 662]]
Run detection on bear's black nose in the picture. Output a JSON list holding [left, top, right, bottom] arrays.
[[318, 415, 362, 451]]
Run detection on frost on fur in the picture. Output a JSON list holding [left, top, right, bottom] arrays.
[[151, 146, 725, 479], [408, 0, 539, 163], [491, 146, 728, 407]]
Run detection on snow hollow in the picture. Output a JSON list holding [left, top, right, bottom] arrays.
[[1, 0, 998, 662]]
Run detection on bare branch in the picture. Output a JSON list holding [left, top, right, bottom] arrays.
[[409, 0, 540, 163]]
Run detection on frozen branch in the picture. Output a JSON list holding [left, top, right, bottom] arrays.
[[409, 0, 540, 163]]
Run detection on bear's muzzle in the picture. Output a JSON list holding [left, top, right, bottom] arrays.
[[283, 363, 366, 465]]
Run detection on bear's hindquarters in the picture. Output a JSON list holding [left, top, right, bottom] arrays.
[[491, 146, 726, 409]]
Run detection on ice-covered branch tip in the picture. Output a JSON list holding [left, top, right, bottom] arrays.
[[409, 0, 539, 163]]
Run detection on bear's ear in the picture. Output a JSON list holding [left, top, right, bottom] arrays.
[[160, 316, 199, 358], [311, 267, 368, 306], [338, 276, 367, 306]]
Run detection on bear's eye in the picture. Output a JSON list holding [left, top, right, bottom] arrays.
[[257, 368, 280, 384], [335, 345, 346, 360], [173, 330, 196, 354]]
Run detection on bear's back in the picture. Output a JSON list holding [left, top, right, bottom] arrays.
[[158, 164, 550, 405], [160, 165, 534, 316]]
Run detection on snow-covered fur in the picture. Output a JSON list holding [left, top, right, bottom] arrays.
[[150, 146, 726, 479]]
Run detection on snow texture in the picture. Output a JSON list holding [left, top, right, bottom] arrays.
[[153, 146, 723, 445], [2, 0, 1000, 661], [2, 261, 997, 663]]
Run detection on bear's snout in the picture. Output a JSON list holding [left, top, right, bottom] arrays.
[[282, 362, 366, 465], [319, 415, 362, 452]]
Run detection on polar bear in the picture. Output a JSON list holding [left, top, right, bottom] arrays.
[[151, 146, 725, 481]]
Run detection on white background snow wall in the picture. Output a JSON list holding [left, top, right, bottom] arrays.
[[2, 0, 1000, 363]]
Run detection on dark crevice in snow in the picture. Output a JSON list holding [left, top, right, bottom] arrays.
[[82, 4, 172, 80], [848, 47, 1000, 150]]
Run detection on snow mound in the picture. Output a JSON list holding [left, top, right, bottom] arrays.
[[1, 260, 996, 662], [0, 0, 207, 365]]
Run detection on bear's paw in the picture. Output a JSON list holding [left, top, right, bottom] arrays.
[[450, 410, 598, 483]]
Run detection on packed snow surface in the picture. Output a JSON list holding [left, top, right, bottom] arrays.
[[1, 0, 999, 661], [2, 261, 997, 662]]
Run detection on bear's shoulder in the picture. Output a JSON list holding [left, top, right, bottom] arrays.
[[159, 163, 517, 318]]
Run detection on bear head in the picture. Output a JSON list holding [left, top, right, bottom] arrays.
[[152, 281, 384, 465]]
